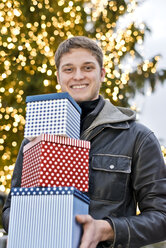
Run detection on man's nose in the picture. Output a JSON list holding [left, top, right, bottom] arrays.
[[73, 69, 84, 80]]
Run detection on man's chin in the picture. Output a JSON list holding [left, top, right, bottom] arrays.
[[69, 94, 88, 103], [74, 98, 94, 104], [74, 99, 86, 104], [66, 91, 98, 103]]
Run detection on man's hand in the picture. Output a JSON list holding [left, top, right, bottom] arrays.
[[76, 214, 114, 248]]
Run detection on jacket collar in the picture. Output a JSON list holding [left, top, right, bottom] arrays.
[[81, 97, 136, 140], [92, 98, 136, 125]]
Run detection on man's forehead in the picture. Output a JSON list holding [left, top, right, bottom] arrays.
[[61, 48, 96, 58], [58, 47, 100, 69]]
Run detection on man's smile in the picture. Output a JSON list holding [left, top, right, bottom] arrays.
[[70, 84, 89, 89]]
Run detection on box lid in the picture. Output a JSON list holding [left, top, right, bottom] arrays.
[[11, 186, 90, 204], [23, 133, 90, 152], [26, 92, 81, 114]]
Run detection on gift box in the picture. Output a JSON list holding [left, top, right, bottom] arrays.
[[24, 92, 81, 140], [7, 187, 90, 248], [21, 134, 90, 191]]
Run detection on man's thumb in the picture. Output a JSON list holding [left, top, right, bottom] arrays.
[[76, 214, 91, 224]]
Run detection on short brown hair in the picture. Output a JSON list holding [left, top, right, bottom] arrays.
[[55, 36, 103, 70]]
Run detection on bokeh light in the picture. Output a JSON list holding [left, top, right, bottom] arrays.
[[0, 0, 165, 192]]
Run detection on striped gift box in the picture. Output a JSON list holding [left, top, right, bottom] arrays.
[[21, 134, 90, 191], [7, 187, 90, 248], [24, 92, 81, 140]]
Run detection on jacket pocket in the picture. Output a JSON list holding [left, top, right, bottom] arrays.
[[90, 154, 131, 202]]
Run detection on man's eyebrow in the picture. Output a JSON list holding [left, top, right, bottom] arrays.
[[61, 63, 73, 68], [61, 62, 96, 68], [83, 62, 96, 65]]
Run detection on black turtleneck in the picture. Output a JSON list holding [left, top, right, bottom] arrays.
[[78, 95, 105, 134]]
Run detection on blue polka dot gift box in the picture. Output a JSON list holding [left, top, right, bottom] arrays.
[[7, 186, 90, 248], [24, 92, 81, 140], [21, 133, 90, 192]]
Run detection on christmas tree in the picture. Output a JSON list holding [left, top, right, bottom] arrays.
[[0, 0, 166, 192]]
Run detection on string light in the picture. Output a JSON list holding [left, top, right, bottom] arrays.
[[0, 0, 165, 192]]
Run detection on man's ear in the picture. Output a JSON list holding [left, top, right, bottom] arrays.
[[56, 71, 62, 91], [56, 71, 60, 83], [101, 68, 106, 82], [56, 71, 61, 87]]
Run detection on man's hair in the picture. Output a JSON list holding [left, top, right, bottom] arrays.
[[55, 36, 103, 70]]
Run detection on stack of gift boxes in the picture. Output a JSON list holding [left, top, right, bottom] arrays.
[[7, 92, 90, 248]]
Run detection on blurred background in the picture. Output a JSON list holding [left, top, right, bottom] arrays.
[[130, 0, 166, 147], [0, 0, 166, 247]]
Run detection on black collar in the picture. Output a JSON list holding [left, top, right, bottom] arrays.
[[79, 96, 105, 134]]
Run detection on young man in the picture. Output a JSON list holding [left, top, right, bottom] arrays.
[[3, 36, 166, 248]]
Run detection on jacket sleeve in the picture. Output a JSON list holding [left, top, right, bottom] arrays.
[[2, 138, 29, 233], [107, 132, 166, 248]]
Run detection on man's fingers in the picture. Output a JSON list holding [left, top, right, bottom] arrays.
[[76, 215, 102, 248]]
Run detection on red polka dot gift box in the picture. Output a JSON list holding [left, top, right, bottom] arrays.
[[21, 134, 90, 192], [24, 92, 81, 141]]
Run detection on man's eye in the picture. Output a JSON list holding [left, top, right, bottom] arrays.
[[64, 68, 72, 72], [85, 66, 93, 71]]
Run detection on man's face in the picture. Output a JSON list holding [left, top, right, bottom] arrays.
[[57, 48, 105, 103]]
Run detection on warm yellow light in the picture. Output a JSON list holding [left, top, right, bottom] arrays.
[[9, 165, 14, 171], [30, 6, 35, 12], [26, 23, 32, 28], [143, 64, 148, 72], [155, 56, 160, 61], [2, 73, 7, 79], [0, 87, 5, 93], [0, 185, 5, 192], [12, 141, 17, 147], [18, 45, 23, 51], [13, 128, 18, 133], [44, 46, 50, 52], [106, 88, 111, 94], [4, 166, 8, 172], [5, 125, 11, 131], [9, 88, 14, 93], [41, 68, 46, 73], [1, 26, 7, 34], [7, 174, 11, 180], [43, 80, 49, 86], [56, 85, 61, 90], [4, 114, 9, 119], [0, 146, 4, 151], [47, 70, 52, 76], [151, 68, 156, 73], [13, 8, 21, 16]]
